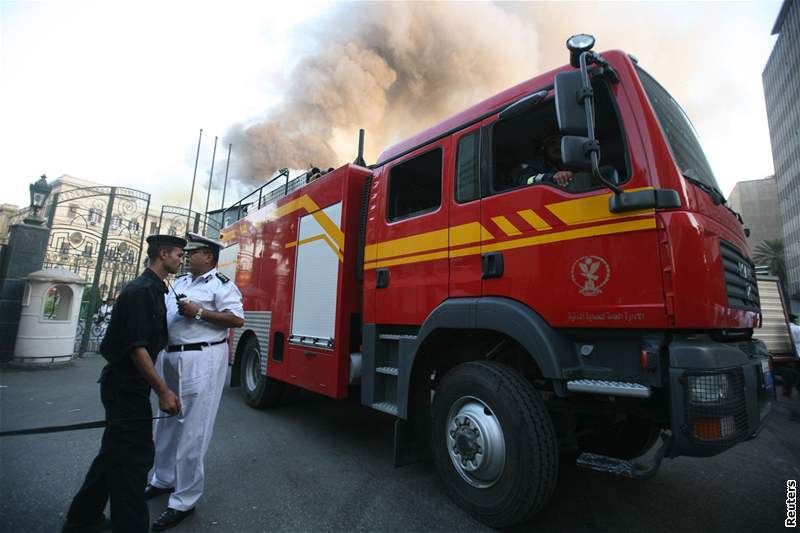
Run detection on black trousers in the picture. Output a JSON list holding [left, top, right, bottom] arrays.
[[65, 368, 154, 533]]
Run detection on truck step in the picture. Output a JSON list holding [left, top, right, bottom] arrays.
[[576, 433, 671, 480], [378, 334, 417, 341], [566, 379, 651, 398], [376, 366, 399, 376], [576, 453, 639, 478], [372, 401, 399, 416]]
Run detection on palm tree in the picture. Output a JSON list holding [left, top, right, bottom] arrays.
[[753, 238, 787, 298]]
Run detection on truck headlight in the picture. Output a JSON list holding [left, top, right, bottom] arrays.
[[688, 374, 730, 403]]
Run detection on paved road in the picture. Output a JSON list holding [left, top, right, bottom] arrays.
[[1, 353, 798, 532]]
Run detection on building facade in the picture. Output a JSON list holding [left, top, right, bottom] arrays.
[[763, 0, 800, 299], [2, 176, 225, 296], [0, 203, 20, 246], [727, 176, 782, 252]]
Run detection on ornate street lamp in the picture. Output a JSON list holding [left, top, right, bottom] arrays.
[[24, 174, 52, 226]]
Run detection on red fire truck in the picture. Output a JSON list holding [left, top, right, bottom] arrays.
[[218, 35, 774, 527]]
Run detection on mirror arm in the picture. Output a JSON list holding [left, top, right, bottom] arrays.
[[579, 51, 622, 195], [586, 52, 619, 83]]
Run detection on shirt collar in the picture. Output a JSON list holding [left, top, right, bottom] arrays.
[[191, 267, 218, 284], [144, 268, 168, 293]]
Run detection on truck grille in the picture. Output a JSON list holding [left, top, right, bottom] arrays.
[[719, 240, 759, 311]]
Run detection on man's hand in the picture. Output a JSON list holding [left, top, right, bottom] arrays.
[[553, 171, 573, 187], [158, 388, 181, 415], [177, 299, 200, 317]]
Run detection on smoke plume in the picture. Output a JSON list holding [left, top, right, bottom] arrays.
[[226, 3, 538, 185], [226, 2, 775, 196]]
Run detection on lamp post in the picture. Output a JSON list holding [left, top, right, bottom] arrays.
[[0, 174, 54, 362], [23, 175, 52, 226]]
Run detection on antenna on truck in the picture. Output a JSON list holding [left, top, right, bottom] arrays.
[[353, 129, 366, 167]]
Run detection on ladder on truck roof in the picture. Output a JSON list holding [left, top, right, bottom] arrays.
[[221, 168, 313, 227]]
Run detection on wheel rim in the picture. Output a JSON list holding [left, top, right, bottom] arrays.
[[245, 347, 261, 392], [446, 395, 506, 489]]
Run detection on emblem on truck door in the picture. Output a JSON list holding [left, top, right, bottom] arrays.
[[571, 256, 611, 296]]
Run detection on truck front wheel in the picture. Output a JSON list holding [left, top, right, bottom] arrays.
[[239, 336, 284, 408], [432, 361, 558, 528]]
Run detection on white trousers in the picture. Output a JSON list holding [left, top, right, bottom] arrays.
[[150, 342, 228, 511]]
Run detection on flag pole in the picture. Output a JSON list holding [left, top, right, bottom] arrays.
[[220, 143, 232, 210], [203, 136, 218, 235], [186, 128, 203, 233]]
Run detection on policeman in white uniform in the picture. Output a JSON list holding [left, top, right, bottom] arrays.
[[146, 233, 244, 531]]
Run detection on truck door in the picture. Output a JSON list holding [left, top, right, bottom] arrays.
[[373, 140, 451, 325], [479, 85, 666, 328]]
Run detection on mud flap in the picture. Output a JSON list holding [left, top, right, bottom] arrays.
[[393, 419, 432, 467]]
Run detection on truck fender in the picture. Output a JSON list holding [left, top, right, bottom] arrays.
[[411, 297, 576, 379]]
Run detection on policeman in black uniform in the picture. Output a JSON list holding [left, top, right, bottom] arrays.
[[62, 235, 186, 533]]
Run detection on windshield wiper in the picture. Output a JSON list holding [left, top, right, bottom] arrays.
[[681, 171, 743, 224], [681, 171, 723, 205]]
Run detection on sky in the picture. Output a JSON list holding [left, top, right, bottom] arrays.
[[0, 1, 783, 212]]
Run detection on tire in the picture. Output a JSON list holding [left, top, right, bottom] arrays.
[[577, 415, 659, 460], [432, 361, 558, 528], [239, 335, 285, 408]]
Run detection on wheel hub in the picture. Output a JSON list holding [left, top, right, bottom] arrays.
[[446, 397, 506, 488], [245, 348, 260, 391]]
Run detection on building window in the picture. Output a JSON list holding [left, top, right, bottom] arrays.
[[387, 148, 442, 221], [59, 240, 70, 254], [83, 243, 93, 257], [149, 221, 159, 235], [129, 220, 140, 232], [168, 226, 177, 236], [88, 208, 100, 225], [110, 216, 121, 230]]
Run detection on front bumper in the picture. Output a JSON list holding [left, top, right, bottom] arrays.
[[667, 336, 774, 458]]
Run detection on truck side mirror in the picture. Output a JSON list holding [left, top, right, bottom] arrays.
[[561, 135, 592, 171], [555, 70, 588, 136]]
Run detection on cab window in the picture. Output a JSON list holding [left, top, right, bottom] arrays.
[[490, 81, 629, 195], [387, 148, 442, 222], [455, 132, 480, 203]]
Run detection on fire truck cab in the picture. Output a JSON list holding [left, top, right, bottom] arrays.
[[220, 35, 774, 527]]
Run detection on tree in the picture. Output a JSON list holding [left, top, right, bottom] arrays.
[[753, 238, 788, 299]]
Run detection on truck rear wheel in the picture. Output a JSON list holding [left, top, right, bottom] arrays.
[[432, 361, 558, 528], [239, 336, 284, 408]]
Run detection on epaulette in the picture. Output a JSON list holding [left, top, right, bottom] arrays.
[[215, 272, 230, 284], [176, 273, 190, 278]]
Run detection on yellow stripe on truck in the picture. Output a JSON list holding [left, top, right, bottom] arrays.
[[364, 217, 655, 270], [545, 188, 654, 225], [516, 209, 552, 231], [491, 216, 522, 236]]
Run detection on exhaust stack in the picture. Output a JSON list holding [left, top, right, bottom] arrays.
[[353, 129, 366, 167]]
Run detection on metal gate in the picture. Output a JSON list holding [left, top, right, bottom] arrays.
[[43, 186, 151, 353], [158, 205, 220, 239]]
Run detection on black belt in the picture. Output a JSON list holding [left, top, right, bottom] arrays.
[[167, 339, 226, 352]]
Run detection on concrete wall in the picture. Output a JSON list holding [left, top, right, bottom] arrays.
[[727, 177, 782, 252]]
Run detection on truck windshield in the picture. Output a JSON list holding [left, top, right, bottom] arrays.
[[636, 66, 723, 196]]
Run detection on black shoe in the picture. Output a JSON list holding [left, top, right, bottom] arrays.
[[151, 507, 195, 531], [61, 515, 111, 533], [144, 483, 175, 500]]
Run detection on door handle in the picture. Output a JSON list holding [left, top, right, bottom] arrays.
[[482, 252, 504, 279], [376, 268, 390, 288]]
